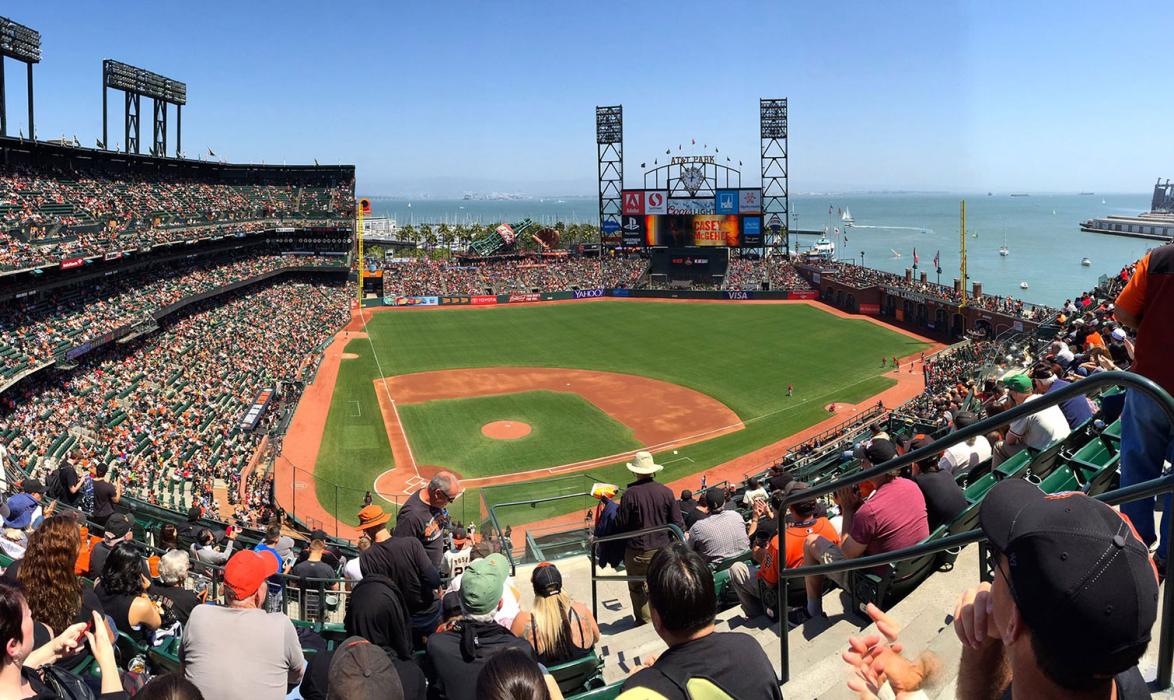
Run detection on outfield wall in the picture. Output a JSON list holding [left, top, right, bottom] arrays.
[[376, 287, 819, 308]]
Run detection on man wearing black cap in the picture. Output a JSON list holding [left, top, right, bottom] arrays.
[[685, 487, 749, 566], [841, 480, 1156, 699], [801, 439, 928, 619], [86, 512, 135, 578]]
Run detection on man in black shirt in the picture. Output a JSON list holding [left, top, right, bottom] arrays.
[[87, 512, 134, 578], [394, 471, 461, 569], [51, 453, 83, 506], [616, 452, 684, 625], [357, 504, 440, 644], [620, 542, 781, 699], [766, 464, 793, 493], [293, 529, 341, 571], [906, 435, 968, 530], [90, 463, 122, 526], [150, 549, 201, 625], [679, 489, 704, 529]]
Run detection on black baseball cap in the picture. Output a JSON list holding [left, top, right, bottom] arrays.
[[104, 513, 133, 538], [980, 480, 1159, 680], [531, 561, 563, 597], [703, 486, 726, 510], [863, 439, 897, 465]]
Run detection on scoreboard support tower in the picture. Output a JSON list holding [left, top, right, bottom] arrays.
[[760, 98, 790, 256], [596, 106, 623, 247]]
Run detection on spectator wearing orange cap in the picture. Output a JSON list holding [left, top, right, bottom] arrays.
[[180, 550, 304, 699], [356, 504, 440, 645]]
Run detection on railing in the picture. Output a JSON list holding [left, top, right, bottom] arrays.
[[741, 405, 887, 483], [487, 491, 593, 575], [773, 370, 1174, 688], [588, 523, 686, 620]]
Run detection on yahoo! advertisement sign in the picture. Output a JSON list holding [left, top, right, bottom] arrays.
[[573, 288, 605, 299]]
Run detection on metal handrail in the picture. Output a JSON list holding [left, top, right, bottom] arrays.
[[588, 523, 686, 620], [487, 490, 596, 576], [772, 370, 1174, 688]]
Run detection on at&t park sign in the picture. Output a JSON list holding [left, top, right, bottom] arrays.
[[669, 155, 716, 166]]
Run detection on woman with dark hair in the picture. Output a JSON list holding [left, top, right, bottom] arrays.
[[95, 542, 161, 641], [136, 671, 205, 700], [475, 648, 561, 700], [298, 575, 426, 699], [0, 582, 126, 698]]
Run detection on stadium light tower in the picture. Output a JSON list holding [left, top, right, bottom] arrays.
[[596, 105, 623, 248], [0, 16, 42, 139], [102, 59, 187, 156]]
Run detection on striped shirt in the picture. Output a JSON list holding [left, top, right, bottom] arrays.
[[687, 510, 749, 564]]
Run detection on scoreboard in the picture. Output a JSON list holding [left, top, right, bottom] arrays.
[[617, 188, 763, 248]]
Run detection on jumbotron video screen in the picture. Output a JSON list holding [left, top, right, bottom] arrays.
[[619, 188, 764, 247]]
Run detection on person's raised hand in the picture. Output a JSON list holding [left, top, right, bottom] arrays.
[[85, 610, 117, 672], [953, 582, 999, 649]]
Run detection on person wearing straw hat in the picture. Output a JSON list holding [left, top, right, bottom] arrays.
[[616, 451, 684, 626]]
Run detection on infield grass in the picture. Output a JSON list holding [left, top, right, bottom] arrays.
[[397, 390, 641, 478], [313, 301, 928, 525]]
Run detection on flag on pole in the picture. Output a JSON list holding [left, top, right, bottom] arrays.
[[913, 248, 920, 267], [933, 250, 940, 269]]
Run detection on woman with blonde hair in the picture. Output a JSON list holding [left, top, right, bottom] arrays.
[[510, 562, 599, 666]]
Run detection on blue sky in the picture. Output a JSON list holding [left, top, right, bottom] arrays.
[[4, 1, 1171, 195]]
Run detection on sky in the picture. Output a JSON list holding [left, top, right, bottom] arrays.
[[3, 1, 1172, 196]]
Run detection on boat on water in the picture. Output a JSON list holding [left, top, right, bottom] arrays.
[[1020, 282, 1030, 289], [805, 238, 836, 261], [889, 248, 902, 258], [1079, 192, 1095, 196], [1102, 199, 1107, 205], [1081, 257, 1092, 266], [999, 231, 1009, 257], [841, 208, 854, 226], [1010, 193, 1030, 197], [1081, 180, 1174, 241]]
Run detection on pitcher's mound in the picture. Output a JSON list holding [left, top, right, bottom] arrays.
[[481, 421, 532, 440]]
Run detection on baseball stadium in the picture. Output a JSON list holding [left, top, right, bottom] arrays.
[[1, 8, 1173, 700]]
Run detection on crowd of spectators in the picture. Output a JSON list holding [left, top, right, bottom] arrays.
[[826, 263, 1055, 320], [382, 256, 646, 295], [0, 278, 350, 518], [0, 166, 353, 269], [0, 251, 343, 375], [722, 258, 812, 291]]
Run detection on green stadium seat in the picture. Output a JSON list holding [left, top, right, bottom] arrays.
[[964, 472, 997, 502], [567, 681, 624, 700], [993, 449, 1034, 480], [547, 650, 606, 696], [849, 525, 949, 613], [1039, 466, 1079, 494]]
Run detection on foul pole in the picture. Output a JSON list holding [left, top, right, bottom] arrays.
[[357, 198, 371, 307], [960, 199, 968, 305]]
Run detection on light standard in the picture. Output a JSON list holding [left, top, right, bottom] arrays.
[[860, 250, 865, 267]]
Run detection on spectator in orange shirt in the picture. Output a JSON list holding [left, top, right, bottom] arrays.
[[728, 482, 838, 619], [1114, 244, 1174, 573]]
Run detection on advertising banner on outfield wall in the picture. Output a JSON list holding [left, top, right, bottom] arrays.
[[439, 296, 471, 306], [60, 258, 84, 270], [471, 295, 498, 305], [573, 288, 605, 299], [723, 290, 753, 300], [508, 293, 541, 303], [611, 288, 631, 297], [788, 290, 818, 300], [541, 291, 575, 301], [386, 296, 439, 307]]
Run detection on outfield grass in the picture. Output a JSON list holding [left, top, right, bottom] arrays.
[[314, 301, 928, 525], [397, 390, 641, 478]]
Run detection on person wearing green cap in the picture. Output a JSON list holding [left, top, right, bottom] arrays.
[[423, 553, 537, 700], [991, 373, 1071, 467]]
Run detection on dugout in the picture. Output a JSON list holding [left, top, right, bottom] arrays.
[[649, 248, 729, 288]]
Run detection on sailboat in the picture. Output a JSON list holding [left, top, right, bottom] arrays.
[[1101, 198, 1107, 205], [1081, 257, 1092, 267], [841, 208, 854, 226], [999, 231, 1009, 257], [889, 248, 902, 258]]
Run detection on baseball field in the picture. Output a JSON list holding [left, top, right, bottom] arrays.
[[281, 299, 931, 531]]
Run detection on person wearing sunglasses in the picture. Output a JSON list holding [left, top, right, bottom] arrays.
[[394, 471, 463, 570]]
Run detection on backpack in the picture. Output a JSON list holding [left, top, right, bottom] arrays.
[[45, 467, 67, 500]]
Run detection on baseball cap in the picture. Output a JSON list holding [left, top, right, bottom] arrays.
[[980, 480, 1159, 680], [863, 439, 897, 465], [703, 486, 726, 510], [1111, 328, 1127, 341], [531, 562, 563, 597], [906, 433, 934, 452], [104, 513, 133, 539], [21, 479, 44, 495], [459, 553, 508, 615], [451, 526, 467, 544], [1001, 373, 1033, 394], [224, 550, 280, 600], [328, 637, 403, 700]]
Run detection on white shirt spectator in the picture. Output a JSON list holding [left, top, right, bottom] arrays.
[[342, 556, 363, 582], [939, 435, 993, 474], [1008, 395, 1072, 451]]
